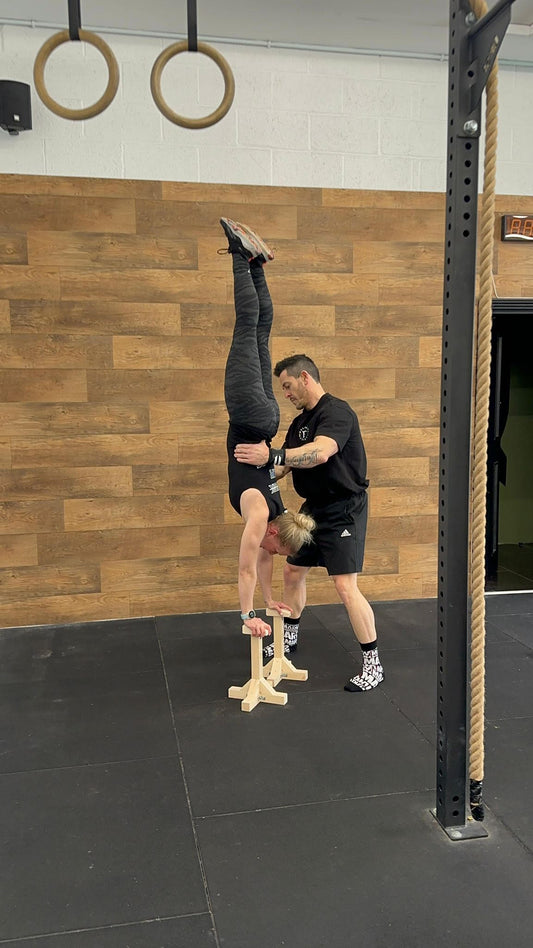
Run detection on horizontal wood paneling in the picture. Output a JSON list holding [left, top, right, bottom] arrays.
[[399, 543, 438, 576], [100, 554, 237, 594], [0, 593, 130, 627], [0, 467, 132, 500], [349, 399, 439, 428], [2, 175, 525, 628], [132, 462, 227, 495], [0, 174, 161, 198], [0, 233, 27, 265], [0, 266, 60, 299], [267, 274, 379, 306], [368, 458, 430, 487], [38, 526, 199, 565], [271, 335, 418, 367], [0, 369, 88, 403], [0, 500, 63, 535], [364, 428, 440, 457], [335, 304, 442, 336], [112, 336, 227, 369], [370, 486, 438, 517], [161, 182, 321, 205], [0, 441, 11, 466], [180, 302, 337, 337], [60, 269, 226, 303], [322, 190, 445, 210], [149, 401, 228, 435], [11, 301, 181, 336], [63, 495, 223, 532], [419, 336, 442, 367], [11, 434, 179, 468], [0, 534, 38, 567], [0, 564, 100, 602], [0, 195, 136, 232], [297, 206, 444, 241], [86, 369, 224, 403], [0, 334, 113, 368], [0, 404, 148, 437], [136, 200, 298, 238], [0, 299, 9, 332], [28, 232, 197, 271]]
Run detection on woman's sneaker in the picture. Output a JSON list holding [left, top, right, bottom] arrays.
[[220, 217, 274, 264]]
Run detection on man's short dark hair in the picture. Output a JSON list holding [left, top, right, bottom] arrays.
[[274, 354, 320, 382]]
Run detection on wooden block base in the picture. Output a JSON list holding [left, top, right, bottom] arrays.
[[264, 608, 308, 686], [263, 654, 308, 687], [228, 622, 288, 712], [228, 677, 288, 712]]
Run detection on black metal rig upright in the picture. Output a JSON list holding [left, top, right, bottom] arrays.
[[435, 0, 516, 840]]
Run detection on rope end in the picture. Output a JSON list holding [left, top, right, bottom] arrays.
[[470, 778, 485, 821]]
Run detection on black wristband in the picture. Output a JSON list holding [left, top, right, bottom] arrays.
[[269, 447, 286, 467]]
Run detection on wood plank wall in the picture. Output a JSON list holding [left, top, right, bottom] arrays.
[[0, 174, 530, 628]]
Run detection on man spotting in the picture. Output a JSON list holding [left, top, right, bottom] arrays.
[[233, 353, 383, 692]]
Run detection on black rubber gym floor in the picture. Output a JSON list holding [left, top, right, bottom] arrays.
[[0, 594, 532, 946]]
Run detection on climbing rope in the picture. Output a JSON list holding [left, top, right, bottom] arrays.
[[468, 0, 499, 821]]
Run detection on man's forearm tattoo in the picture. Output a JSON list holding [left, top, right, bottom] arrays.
[[289, 449, 320, 468]]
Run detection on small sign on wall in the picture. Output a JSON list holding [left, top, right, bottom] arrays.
[[501, 215, 533, 241]]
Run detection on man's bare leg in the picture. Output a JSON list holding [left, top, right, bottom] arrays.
[[332, 573, 384, 692], [332, 573, 376, 644]]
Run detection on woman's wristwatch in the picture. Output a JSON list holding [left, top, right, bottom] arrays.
[[240, 610, 256, 620]]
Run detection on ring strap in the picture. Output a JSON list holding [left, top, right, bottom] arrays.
[[68, 0, 81, 41], [187, 0, 198, 52]]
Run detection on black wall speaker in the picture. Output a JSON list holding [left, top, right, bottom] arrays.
[[0, 80, 32, 135]]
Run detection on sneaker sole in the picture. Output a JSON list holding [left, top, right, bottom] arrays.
[[220, 217, 274, 262]]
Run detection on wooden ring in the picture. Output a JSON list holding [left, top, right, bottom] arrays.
[[33, 29, 119, 120], [150, 41, 235, 129]]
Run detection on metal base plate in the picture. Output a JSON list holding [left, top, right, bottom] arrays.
[[430, 809, 489, 840]]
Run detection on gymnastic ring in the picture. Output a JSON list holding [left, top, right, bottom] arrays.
[[150, 40, 235, 129], [33, 29, 119, 120]]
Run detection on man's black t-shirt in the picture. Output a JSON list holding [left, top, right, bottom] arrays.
[[282, 393, 368, 506]]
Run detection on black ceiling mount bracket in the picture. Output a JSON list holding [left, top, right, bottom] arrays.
[[466, 0, 517, 116], [453, 0, 517, 138]]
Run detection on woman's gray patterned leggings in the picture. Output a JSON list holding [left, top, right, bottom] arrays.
[[224, 252, 280, 442]]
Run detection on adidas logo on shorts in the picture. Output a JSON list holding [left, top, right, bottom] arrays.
[[340, 529, 351, 537]]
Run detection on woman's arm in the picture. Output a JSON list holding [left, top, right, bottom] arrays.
[[257, 547, 293, 616], [238, 490, 272, 638]]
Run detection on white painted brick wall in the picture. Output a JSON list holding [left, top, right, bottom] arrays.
[[1, 24, 532, 194]]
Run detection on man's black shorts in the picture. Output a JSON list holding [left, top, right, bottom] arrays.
[[287, 493, 368, 575]]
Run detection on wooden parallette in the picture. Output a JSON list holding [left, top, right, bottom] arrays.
[[228, 623, 288, 713], [263, 608, 308, 687]]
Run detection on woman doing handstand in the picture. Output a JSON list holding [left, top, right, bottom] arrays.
[[220, 217, 314, 639]]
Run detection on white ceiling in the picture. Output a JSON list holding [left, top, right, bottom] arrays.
[[2, 1, 533, 63]]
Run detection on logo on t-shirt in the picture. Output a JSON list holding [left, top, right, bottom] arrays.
[[269, 483, 280, 495], [298, 425, 310, 442]]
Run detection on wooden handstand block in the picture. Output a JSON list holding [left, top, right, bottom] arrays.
[[228, 623, 288, 712], [264, 608, 308, 686]]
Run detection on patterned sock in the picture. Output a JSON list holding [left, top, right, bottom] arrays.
[[344, 642, 384, 693], [263, 618, 300, 661], [284, 618, 300, 652]]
